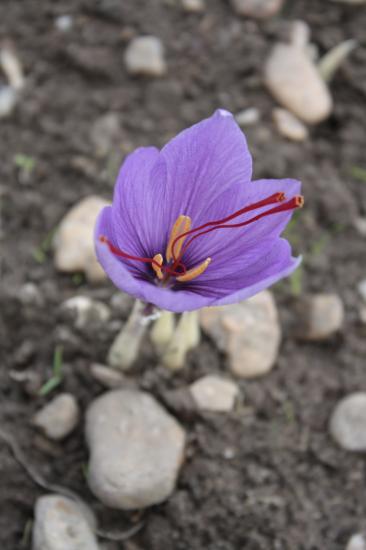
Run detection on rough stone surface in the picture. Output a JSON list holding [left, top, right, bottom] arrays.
[[61, 296, 111, 329], [346, 534, 366, 550], [86, 390, 186, 509], [231, 0, 284, 18], [32, 495, 99, 550], [124, 36, 167, 77], [90, 363, 126, 388], [273, 108, 308, 141], [264, 43, 333, 123], [293, 293, 344, 341], [189, 375, 239, 412], [33, 394, 79, 440], [200, 291, 281, 378], [330, 393, 366, 452], [53, 196, 108, 283]]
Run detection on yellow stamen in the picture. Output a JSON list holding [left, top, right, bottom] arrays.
[[166, 215, 191, 263], [152, 253, 164, 280], [176, 257, 211, 282]]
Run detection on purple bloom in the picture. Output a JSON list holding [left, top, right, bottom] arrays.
[[95, 109, 303, 313]]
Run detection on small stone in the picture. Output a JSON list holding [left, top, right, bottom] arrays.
[[273, 108, 308, 141], [357, 280, 366, 301], [200, 291, 281, 378], [33, 394, 79, 440], [354, 217, 366, 236], [235, 107, 260, 127], [53, 196, 109, 283], [32, 495, 99, 550], [124, 36, 167, 77], [86, 390, 186, 509], [0, 85, 17, 118], [90, 363, 125, 388], [330, 393, 366, 451], [55, 15, 73, 32], [292, 293, 344, 341], [264, 43, 333, 124], [0, 46, 25, 90], [61, 296, 111, 329], [181, 0, 205, 12], [91, 113, 121, 156], [189, 375, 239, 412], [19, 282, 43, 307], [9, 369, 42, 396], [346, 534, 366, 550], [231, 0, 284, 18]]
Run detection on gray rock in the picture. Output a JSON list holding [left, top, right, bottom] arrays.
[[354, 217, 366, 236], [231, 0, 284, 18], [330, 393, 366, 451], [0, 85, 17, 118], [235, 107, 260, 127], [264, 43, 332, 124], [86, 390, 186, 509], [293, 293, 344, 341], [346, 534, 366, 550], [91, 113, 121, 156], [61, 296, 111, 329], [273, 108, 308, 141], [32, 495, 99, 550], [90, 363, 125, 388], [53, 196, 109, 283], [200, 291, 281, 378], [124, 36, 167, 77], [33, 394, 79, 440], [189, 375, 239, 412]]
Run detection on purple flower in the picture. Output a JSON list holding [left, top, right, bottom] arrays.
[[95, 110, 303, 313]]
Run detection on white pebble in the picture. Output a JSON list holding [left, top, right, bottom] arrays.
[[86, 390, 186, 509], [235, 107, 260, 127], [53, 196, 109, 283], [32, 495, 99, 550], [346, 534, 366, 550], [189, 375, 239, 412], [61, 296, 111, 329], [200, 291, 281, 378], [181, 0, 205, 12], [357, 279, 366, 302], [330, 393, 366, 451], [55, 15, 73, 32], [273, 108, 308, 141], [0, 47, 25, 90], [293, 293, 344, 341], [124, 36, 167, 77], [33, 393, 79, 440]]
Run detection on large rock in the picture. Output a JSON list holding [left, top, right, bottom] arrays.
[[85, 390, 186, 509], [200, 291, 281, 378], [264, 43, 332, 124], [330, 393, 366, 451], [54, 196, 108, 283], [33, 394, 79, 440], [124, 36, 167, 77], [32, 495, 99, 550]]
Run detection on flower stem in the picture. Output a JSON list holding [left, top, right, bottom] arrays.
[[162, 311, 201, 370]]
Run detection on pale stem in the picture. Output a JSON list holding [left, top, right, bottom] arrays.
[[108, 300, 156, 370], [150, 310, 175, 354], [162, 310, 201, 370]]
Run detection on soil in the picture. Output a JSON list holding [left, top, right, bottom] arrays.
[[1, 1, 366, 549]]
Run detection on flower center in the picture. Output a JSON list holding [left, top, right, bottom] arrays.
[[99, 191, 304, 284]]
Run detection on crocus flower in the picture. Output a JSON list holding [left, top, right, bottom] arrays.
[[95, 109, 303, 313]]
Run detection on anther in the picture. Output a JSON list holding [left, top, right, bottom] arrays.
[[176, 257, 211, 282], [166, 215, 191, 263], [152, 253, 164, 280]]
